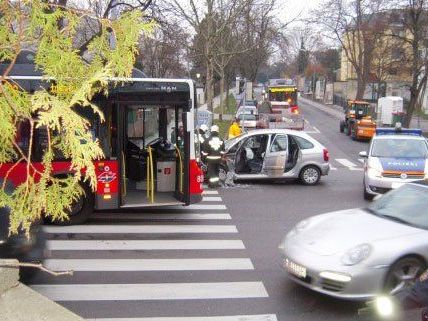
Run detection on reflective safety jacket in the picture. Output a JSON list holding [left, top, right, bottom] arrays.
[[228, 122, 242, 139], [203, 133, 225, 161]]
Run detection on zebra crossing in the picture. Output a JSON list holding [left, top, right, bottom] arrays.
[[29, 188, 278, 321], [330, 158, 365, 171]]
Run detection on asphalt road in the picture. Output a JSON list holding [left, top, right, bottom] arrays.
[[25, 99, 379, 321]]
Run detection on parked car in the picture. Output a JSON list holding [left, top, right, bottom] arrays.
[[236, 105, 258, 117], [360, 127, 428, 200], [238, 99, 258, 108], [221, 129, 330, 185], [237, 113, 257, 130], [279, 181, 428, 300]]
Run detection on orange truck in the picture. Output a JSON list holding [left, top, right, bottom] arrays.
[[339, 100, 376, 140]]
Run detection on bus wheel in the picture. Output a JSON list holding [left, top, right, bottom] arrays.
[[47, 182, 93, 225]]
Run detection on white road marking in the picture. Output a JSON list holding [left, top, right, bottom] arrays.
[[47, 239, 246, 251], [31, 282, 269, 301], [44, 258, 254, 271], [358, 158, 365, 164], [44, 225, 237, 234], [202, 190, 219, 195], [335, 158, 360, 169], [86, 315, 278, 321], [349, 167, 364, 171], [185, 204, 227, 210], [329, 164, 338, 171], [202, 196, 222, 202], [90, 213, 232, 220]]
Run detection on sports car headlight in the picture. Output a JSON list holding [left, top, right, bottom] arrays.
[[341, 244, 371, 266]]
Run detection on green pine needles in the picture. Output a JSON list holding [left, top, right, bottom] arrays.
[[0, 0, 154, 235]]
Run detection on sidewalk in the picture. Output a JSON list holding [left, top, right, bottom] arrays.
[[300, 96, 428, 133]]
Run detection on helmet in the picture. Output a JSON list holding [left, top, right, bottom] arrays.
[[210, 125, 219, 133], [200, 124, 208, 132]]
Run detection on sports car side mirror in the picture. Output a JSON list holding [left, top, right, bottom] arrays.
[[359, 151, 368, 158]]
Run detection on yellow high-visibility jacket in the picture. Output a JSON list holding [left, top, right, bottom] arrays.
[[228, 122, 242, 139]]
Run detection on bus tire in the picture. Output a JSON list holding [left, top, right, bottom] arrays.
[[47, 182, 93, 225]]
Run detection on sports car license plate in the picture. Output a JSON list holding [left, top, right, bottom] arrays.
[[284, 258, 306, 278]]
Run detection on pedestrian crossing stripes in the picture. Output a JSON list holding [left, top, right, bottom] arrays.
[[44, 258, 255, 271], [43, 224, 238, 234], [89, 213, 232, 221], [202, 196, 222, 202], [202, 190, 219, 195], [30, 188, 277, 320], [185, 204, 227, 210], [30, 282, 269, 301], [46, 239, 246, 251], [86, 315, 278, 321], [331, 158, 364, 171]]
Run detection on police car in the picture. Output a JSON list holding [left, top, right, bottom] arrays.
[[360, 126, 428, 200]]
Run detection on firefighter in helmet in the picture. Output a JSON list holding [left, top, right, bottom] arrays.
[[203, 125, 225, 187]]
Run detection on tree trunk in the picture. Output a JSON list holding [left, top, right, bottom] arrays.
[[206, 60, 214, 112], [356, 78, 366, 100], [219, 73, 225, 120]]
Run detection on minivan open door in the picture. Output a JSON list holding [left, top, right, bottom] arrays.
[[264, 134, 288, 177]]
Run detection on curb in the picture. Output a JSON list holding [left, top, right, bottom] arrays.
[[0, 259, 84, 321]]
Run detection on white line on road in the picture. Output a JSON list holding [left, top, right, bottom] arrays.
[[358, 158, 365, 163], [202, 190, 219, 195], [31, 282, 269, 301], [44, 258, 254, 271], [329, 164, 338, 171], [202, 196, 222, 202], [90, 213, 232, 220], [86, 315, 278, 321], [47, 239, 246, 251], [335, 158, 359, 168], [184, 204, 227, 210], [43, 225, 237, 234]]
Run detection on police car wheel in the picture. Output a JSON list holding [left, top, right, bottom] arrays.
[[300, 166, 321, 185], [384, 256, 425, 295], [46, 182, 93, 225]]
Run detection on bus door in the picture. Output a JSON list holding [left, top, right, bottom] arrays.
[[117, 104, 188, 207]]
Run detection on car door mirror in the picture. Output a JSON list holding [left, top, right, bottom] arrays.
[[359, 151, 368, 158]]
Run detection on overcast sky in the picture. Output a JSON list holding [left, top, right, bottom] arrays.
[[278, 0, 323, 23]]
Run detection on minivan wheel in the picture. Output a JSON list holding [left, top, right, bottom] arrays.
[[300, 166, 321, 185]]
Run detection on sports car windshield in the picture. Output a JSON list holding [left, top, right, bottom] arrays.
[[367, 184, 428, 229], [371, 138, 428, 158]]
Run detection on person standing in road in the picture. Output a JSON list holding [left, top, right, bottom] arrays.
[[228, 117, 241, 139], [203, 125, 225, 187]]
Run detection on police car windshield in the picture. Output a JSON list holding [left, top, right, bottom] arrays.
[[367, 184, 428, 229], [371, 138, 428, 158]]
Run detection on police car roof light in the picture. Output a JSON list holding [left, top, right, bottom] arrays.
[[375, 128, 423, 136]]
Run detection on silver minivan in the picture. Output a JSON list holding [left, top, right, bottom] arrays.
[[221, 129, 330, 185]]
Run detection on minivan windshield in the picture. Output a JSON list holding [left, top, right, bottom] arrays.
[[371, 138, 428, 158]]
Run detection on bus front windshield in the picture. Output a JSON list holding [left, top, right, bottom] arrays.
[[269, 90, 297, 104]]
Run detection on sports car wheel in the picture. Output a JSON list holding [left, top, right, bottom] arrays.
[[384, 256, 425, 295], [300, 166, 321, 185]]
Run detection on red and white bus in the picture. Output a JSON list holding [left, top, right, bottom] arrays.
[[0, 76, 204, 224]]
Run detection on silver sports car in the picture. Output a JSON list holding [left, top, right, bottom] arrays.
[[279, 181, 428, 300]]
